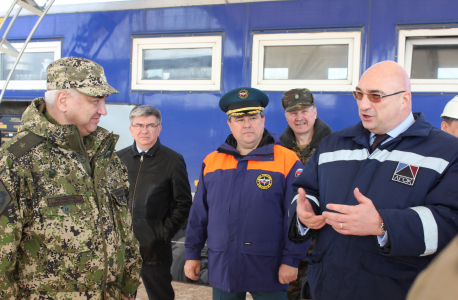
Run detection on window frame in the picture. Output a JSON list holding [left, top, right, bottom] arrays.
[[397, 27, 458, 92], [0, 41, 61, 90], [250, 31, 362, 92], [131, 35, 223, 92]]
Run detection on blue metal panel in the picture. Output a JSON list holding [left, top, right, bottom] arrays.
[[143, 4, 249, 92], [0, 14, 55, 38], [249, 0, 369, 29], [247, 0, 371, 138], [54, 10, 144, 104], [369, 0, 458, 67]]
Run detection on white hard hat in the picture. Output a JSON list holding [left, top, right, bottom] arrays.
[[441, 96, 458, 120]]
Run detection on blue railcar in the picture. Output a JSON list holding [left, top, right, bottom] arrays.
[[1, 0, 457, 284]]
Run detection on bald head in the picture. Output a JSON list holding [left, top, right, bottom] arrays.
[[361, 61, 411, 93], [356, 61, 412, 134]]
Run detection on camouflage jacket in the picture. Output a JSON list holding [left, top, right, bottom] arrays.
[[0, 98, 142, 299], [279, 117, 332, 165]]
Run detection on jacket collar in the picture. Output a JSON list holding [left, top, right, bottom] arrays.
[[337, 112, 432, 148], [131, 137, 162, 157], [279, 117, 332, 149], [21, 97, 112, 155], [217, 129, 280, 161]]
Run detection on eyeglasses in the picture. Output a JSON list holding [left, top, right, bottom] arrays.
[[352, 90, 405, 103], [132, 123, 159, 130]]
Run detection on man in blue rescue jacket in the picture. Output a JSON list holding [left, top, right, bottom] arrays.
[[288, 61, 458, 300], [185, 87, 309, 300]]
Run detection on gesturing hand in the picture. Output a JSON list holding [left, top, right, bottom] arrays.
[[322, 188, 383, 236], [296, 188, 326, 230]]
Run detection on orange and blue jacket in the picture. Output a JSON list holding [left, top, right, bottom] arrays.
[[185, 130, 310, 293]]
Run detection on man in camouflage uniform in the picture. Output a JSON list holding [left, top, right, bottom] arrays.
[[279, 88, 332, 300], [0, 57, 142, 300]]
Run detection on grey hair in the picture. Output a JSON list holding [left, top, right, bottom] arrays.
[[129, 105, 162, 125], [227, 111, 264, 122], [44, 89, 80, 106]]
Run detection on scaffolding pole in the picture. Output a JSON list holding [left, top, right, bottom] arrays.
[[0, 0, 56, 103]]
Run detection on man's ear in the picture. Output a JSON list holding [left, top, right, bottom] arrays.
[[55, 90, 69, 113], [55, 91, 70, 113], [401, 92, 412, 110], [441, 120, 449, 133]]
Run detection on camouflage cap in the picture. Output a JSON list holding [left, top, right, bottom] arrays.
[[46, 57, 119, 97], [282, 88, 314, 112]]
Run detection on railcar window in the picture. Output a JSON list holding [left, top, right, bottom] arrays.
[[142, 48, 212, 80], [411, 44, 458, 79], [251, 31, 362, 92], [397, 28, 458, 92], [263, 45, 348, 80], [1, 52, 54, 81], [132, 36, 222, 91], [0, 41, 61, 90]]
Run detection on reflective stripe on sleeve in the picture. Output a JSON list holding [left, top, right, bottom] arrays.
[[410, 206, 438, 256], [291, 194, 298, 205], [290, 194, 320, 207], [306, 194, 319, 207]]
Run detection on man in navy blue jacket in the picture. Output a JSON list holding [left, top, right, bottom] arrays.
[[289, 61, 458, 300], [185, 87, 308, 300]]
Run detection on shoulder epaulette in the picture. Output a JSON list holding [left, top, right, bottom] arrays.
[[8, 132, 46, 158]]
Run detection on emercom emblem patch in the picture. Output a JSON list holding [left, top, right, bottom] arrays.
[[256, 174, 273, 190], [391, 162, 419, 186]]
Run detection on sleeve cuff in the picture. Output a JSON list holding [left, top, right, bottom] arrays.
[[377, 231, 388, 246], [184, 252, 202, 261], [297, 216, 310, 236], [281, 256, 300, 268]]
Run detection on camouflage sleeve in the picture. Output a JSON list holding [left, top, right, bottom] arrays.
[[0, 155, 24, 299], [116, 158, 142, 296]]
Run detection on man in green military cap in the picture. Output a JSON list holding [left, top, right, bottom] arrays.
[[184, 87, 309, 300], [0, 57, 142, 299], [280, 88, 332, 300]]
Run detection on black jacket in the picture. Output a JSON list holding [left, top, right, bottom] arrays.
[[117, 138, 192, 264]]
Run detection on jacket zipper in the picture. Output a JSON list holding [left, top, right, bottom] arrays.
[[131, 155, 143, 219]]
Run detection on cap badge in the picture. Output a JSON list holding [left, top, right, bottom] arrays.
[[295, 94, 299, 99], [256, 174, 273, 190], [238, 89, 249, 99]]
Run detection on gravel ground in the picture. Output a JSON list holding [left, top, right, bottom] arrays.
[[136, 280, 253, 300]]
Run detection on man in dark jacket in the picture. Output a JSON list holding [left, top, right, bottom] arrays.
[[117, 105, 192, 300], [184, 87, 309, 300], [289, 61, 458, 300], [279, 89, 332, 300]]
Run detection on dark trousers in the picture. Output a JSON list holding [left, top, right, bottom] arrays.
[[140, 262, 174, 300], [213, 287, 287, 300]]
